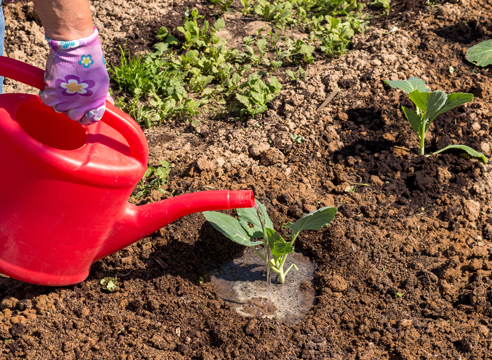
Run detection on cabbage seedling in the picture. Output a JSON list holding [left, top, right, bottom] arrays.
[[384, 77, 487, 162], [204, 200, 337, 284]]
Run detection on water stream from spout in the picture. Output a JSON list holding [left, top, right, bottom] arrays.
[[254, 203, 271, 297]]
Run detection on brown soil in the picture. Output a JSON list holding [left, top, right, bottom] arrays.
[[1, 0, 492, 359]]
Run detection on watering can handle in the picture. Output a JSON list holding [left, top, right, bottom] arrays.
[[0, 56, 148, 164]]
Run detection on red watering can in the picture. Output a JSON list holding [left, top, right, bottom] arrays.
[[0, 57, 254, 286]]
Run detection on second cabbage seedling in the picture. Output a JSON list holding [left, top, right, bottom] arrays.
[[384, 77, 487, 162]]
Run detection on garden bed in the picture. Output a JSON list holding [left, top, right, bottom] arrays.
[[1, 0, 492, 358]]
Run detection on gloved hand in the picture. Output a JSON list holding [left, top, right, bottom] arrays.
[[40, 27, 112, 125]]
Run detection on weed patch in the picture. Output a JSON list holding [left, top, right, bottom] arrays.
[[110, 0, 369, 127]]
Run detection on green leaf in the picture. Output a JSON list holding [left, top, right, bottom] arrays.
[[402, 106, 423, 138], [203, 211, 262, 246], [269, 76, 282, 92], [271, 60, 283, 69], [466, 40, 492, 67], [266, 228, 294, 258], [286, 69, 296, 80], [429, 145, 488, 163], [100, 277, 118, 292], [431, 92, 474, 121], [236, 94, 251, 107], [213, 18, 225, 31], [284, 207, 337, 236], [384, 77, 430, 94], [407, 90, 428, 113], [423, 90, 447, 125], [154, 166, 170, 179], [237, 200, 274, 238], [256, 38, 267, 51]]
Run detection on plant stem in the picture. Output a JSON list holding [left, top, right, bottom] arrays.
[[278, 269, 286, 284], [420, 123, 426, 155]]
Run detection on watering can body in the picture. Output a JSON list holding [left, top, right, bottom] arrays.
[[0, 57, 254, 286]]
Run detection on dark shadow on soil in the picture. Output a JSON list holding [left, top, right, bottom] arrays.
[[433, 22, 491, 45], [88, 219, 246, 286], [0, 278, 56, 300]]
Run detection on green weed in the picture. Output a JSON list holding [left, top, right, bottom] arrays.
[[134, 160, 172, 198]]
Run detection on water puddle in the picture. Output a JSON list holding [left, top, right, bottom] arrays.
[[209, 247, 316, 325]]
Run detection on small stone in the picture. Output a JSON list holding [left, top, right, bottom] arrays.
[[478, 325, 489, 336], [216, 157, 225, 167], [260, 148, 285, 166], [325, 126, 340, 143], [437, 167, 453, 183], [323, 180, 335, 191], [399, 319, 413, 328], [303, 204, 317, 213], [2, 308, 12, 319], [149, 334, 169, 350], [327, 274, 348, 292], [370, 58, 382, 66], [370, 175, 384, 186], [382, 133, 395, 141], [462, 199, 480, 222], [196, 157, 214, 171], [248, 143, 270, 157], [320, 195, 335, 207], [480, 142, 491, 156], [0, 297, 18, 310], [471, 122, 481, 132], [34, 294, 50, 315], [468, 258, 482, 271], [337, 112, 348, 121], [10, 315, 27, 326], [17, 299, 32, 311], [333, 182, 351, 194]]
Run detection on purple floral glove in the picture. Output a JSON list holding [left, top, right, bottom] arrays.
[[39, 27, 111, 125]]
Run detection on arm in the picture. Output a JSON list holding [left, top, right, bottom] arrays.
[[32, 0, 94, 40]]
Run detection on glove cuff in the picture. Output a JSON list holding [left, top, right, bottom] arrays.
[[45, 27, 99, 52]]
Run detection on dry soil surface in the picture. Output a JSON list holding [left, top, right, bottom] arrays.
[[1, 0, 492, 359]]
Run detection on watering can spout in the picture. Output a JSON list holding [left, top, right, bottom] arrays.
[[95, 190, 255, 261]]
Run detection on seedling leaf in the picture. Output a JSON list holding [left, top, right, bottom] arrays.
[[423, 90, 447, 124], [402, 106, 422, 138], [407, 90, 428, 113], [237, 201, 274, 238], [100, 277, 118, 292], [429, 145, 488, 163], [466, 40, 492, 67], [203, 211, 263, 246], [266, 228, 294, 258], [432, 92, 474, 121], [384, 77, 430, 94], [284, 207, 337, 235]]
